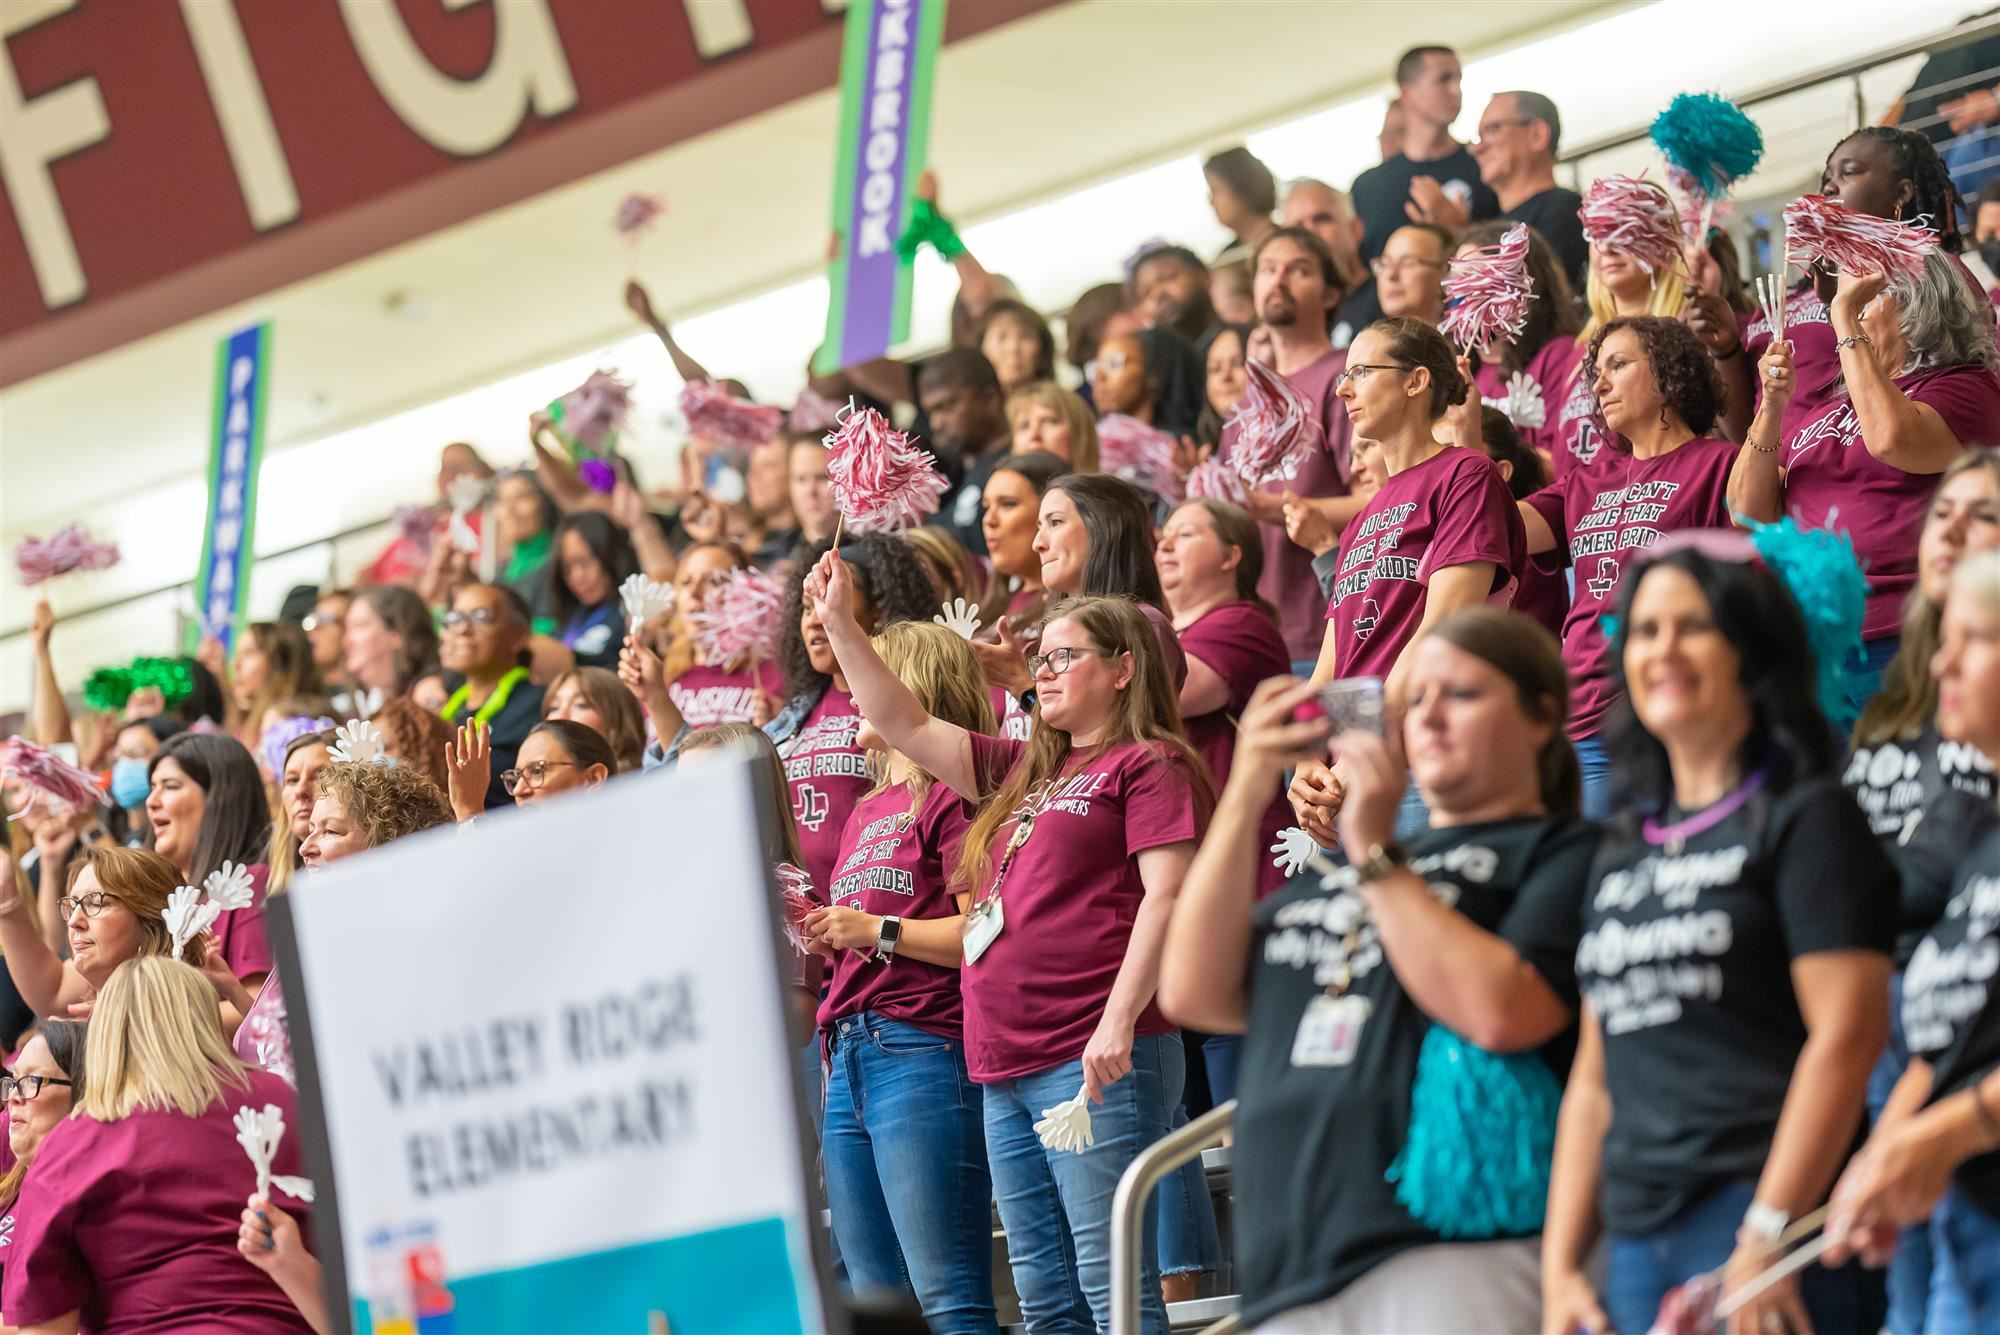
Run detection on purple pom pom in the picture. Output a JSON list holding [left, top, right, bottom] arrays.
[[579, 459, 617, 494]]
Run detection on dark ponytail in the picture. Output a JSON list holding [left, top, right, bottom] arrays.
[[1370, 317, 1469, 417], [1428, 607, 1581, 820]]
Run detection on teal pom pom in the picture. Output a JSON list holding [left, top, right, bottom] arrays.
[[1387, 1027, 1560, 1240], [1650, 93, 1764, 196], [1741, 515, 1868, 728]]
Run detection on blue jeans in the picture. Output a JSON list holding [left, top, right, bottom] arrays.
[[1202, 1033, 1242, 1105], [1872, 973, 1966, 1335], [1575, 734, 1612, 821], [1606, 1178, 1877, 1335], [1932, 1187, 2000, 1334], [822, 1014, 999, 1334], [1157, 1102, 1220, 1278], [1394, 782, 1430, 838], [984, 1033, 1182, 1334]]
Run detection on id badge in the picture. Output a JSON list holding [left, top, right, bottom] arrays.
[[1290, 993, 1371, 1068], [962, 898, 1004, 965]]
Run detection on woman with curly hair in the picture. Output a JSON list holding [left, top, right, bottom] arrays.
[[1516, 316, 1739, 817], [230, 758, 453, 1087], [371, 697, 452, 792]]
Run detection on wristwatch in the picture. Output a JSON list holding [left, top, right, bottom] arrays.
[[1741, 1201, 1789, 1243], [1351, 841, 1408, 884], [872, 915, 902, 963]]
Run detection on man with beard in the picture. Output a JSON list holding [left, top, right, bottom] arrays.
[[1234, 227, 1366, 671], [1127, 243, 1217, 344]]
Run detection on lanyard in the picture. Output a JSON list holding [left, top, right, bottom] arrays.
[[974, 781, 1056, 911], [442, 667, 529, 727]]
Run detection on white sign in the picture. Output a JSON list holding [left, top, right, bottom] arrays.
[[281, 757, 830, 1334]]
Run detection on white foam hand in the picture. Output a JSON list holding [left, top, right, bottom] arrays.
[[932, 597, 981, 640], [234, 1103, 285, 1200], [271, 1174, 317, 1203], [203, 860, 256, 912], [1034, 1084, 1095, 1154], [328, 719, 388, 765], [165, 885, 222, 959], [619, 573, 675, 624], [446, 475, 487, 517], [1501, 373, 1548, 429], [1270, 827, 1323, 878]]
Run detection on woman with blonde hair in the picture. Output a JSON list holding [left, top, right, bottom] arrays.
[[227, 622, 321, 754], [543, 666, 647, 774], [264, 729, 333, 896], [801, 621, 1000, 1332], [231, 759, 453, 1088], [1007, 379, 1101, 473], [0, 845, 215, 1024], [808, 548, 1211, 1335], [901, 525, 983, 609], [0, 956, 317, 1333]]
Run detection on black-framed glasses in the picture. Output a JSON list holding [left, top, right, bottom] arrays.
[[1026, 647, 1113, 679], [1334, 362, 1416, 390], [501, 760, 576, 794], [2, 1074, 72, 1102], [57, 890, 118, 919], [442, 608, 498, 632], [1369, 257, 1445, 277]]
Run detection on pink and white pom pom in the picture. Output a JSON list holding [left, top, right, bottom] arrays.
[[1183, 456, 1247, 503], [1225, 360, 1321, 488], [690, 567, 786, 664], [1783, 195, 1938, 281], [1666, 166, 1727, 247], [1442, 223, 1536, 352], [557, 371, 633, 454], [787, 387, 845, 434], [681, 380, 783, 452], [823, 402, 950, 535], [14, 525, 121, 587], [614, 193, 665, 238], [775, 863, 819, 954], [1, 738, 107, 816], [1579, 176, 1684, 278], [1097, 415, 1184, 505]]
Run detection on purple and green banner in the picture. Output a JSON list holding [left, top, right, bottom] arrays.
[[193, 321, 271, 656], [814, 0, 947, 376]]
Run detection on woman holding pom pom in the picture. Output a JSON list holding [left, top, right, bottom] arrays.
[[1543, 537, 1894, 1335], [801, 621, 1003, 1334], [1731, 248, 2000, 720], [0, 957, 317, 1334], [807, 550, 1208, 1335], [1163, 608, 1599, 1332]]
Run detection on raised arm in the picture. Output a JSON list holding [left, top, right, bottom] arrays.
[[806, 552, 977, 797], [625, 280, 715, 386], [1834, 269, 1974, 475], [28, 602, 73, 747], [0, 853, 88, 1017], [1728, 341, 1792, 524]]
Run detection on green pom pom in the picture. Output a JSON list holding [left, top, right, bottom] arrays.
[[84, 657, 194, 714], [83, 667, 133, 714], [1387, 1027, 1560, 1240], [896, 198, 967, 263]]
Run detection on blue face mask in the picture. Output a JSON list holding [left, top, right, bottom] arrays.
[[110, 758, 151, 810]]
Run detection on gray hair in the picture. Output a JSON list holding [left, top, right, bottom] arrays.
[[1949, 547, 2000, 624], [1284, 177, 1355, 222], [1893, 249, 2000, 375], [1502, 90, 1562, 154]]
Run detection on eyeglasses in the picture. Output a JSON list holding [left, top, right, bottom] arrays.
[[1476, 117, 1532, 140], [1, 1075, 72, 1103], [1026, 647, 1113, 678], [1369, 257, 1445, 277], [501, 760, 577, 794], [1334, 363, 1416, 390], [58, 890, 119, 919], [442, 608, 498, 632]]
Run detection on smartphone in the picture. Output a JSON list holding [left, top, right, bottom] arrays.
[[1315, 676, 1385, 737]]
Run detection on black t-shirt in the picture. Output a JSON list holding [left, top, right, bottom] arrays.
[[445, 675, 547, 810], [1577, 778, 1896, 1235], [1844, 726, 1998, 964], [1331, 279, 1383, 351], [1908, 820, 2000, 1213], [942, 448, 1001, 557], [1235, 816, 1601, 1325], [1504, 186, 1588, 291], [1350, 147, 1499, 263]]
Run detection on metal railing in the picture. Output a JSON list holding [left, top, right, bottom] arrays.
[[1111, 1099, 1238, 1335]]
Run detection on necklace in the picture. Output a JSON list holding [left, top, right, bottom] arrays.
[[1643, 767, 1767, 856]]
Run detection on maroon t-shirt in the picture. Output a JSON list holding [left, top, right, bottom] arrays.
[[1782, 363, 2000, 639], [1233, 348, 1355, 662], [1326, 447, 1525, 681], [1550, 340, 1610, 481], [959, 732, 1204, 1083], [668, 660, 781, 730], [213, 862, 272, 981], [1137, 600, 1188, 691], [780, 686, 872, 896], [818, 780, 974, 1041], [1527, 437, 1738, 738], [1179, 600, 1293, 896], [1477, 338, 1582, 462], [3, 1069, 314, 1333]]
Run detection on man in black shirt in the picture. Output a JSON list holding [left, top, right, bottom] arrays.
[[1470, 91, 1588, 289], [1349, 46, 1498, 265], [917, 349, 1009, 557]]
